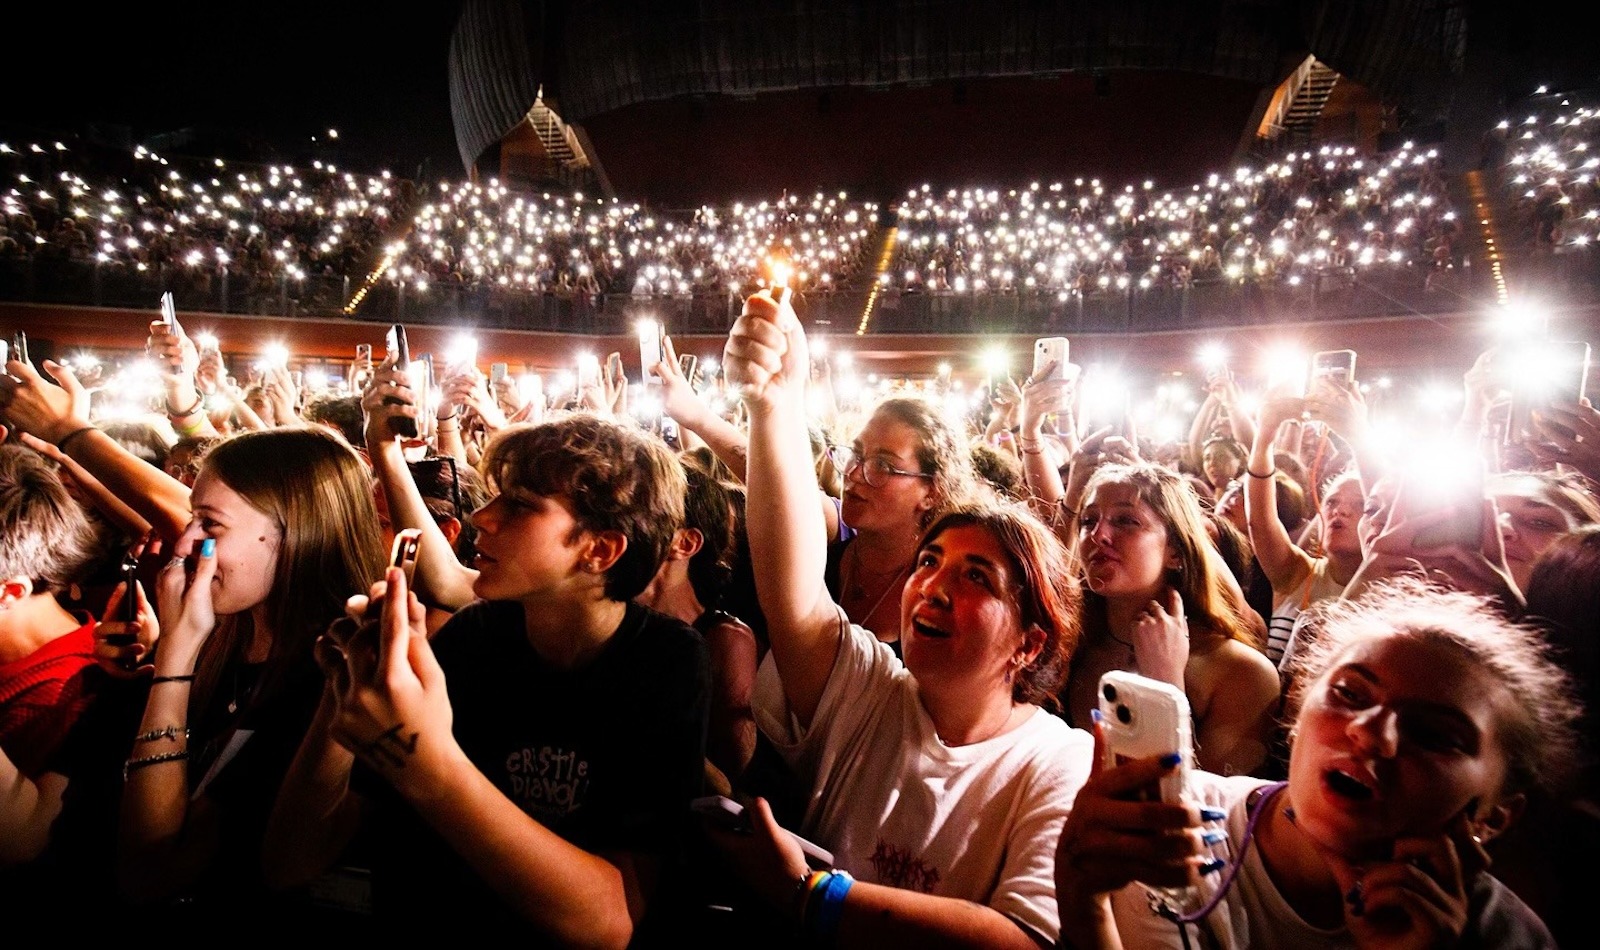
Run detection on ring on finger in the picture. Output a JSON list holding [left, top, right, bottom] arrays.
[[164, 556, 186, 570]]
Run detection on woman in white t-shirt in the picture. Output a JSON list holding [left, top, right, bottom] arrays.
[[719, 289, 1094, 949], [1055, 580, 1572, 948]]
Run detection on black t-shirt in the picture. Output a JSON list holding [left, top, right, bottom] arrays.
[[362, 599, 711, 929]]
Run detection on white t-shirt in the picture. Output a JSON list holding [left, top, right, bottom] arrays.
[[753, 620, 1093, 943], [1110, 773, 1557, 949]]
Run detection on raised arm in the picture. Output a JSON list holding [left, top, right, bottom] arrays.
[[362, 364, 479, 613], [724, 291, 843, 727], [1245, 395, 1315, 594], [657, 335, 750, 482], [0, 358, 190, 542]]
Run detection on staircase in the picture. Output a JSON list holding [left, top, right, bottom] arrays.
[[1257, 57, 1342, 151], [526, 88, 589, 170]]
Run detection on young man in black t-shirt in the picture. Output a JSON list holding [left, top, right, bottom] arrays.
[[267, 415, 710, 940]]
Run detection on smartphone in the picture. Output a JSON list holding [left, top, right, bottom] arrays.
[[519, 372, 543, 408], [389, 528, 422, 587], [1505, 340, 1590, 445], [159, 291, 177, 328], [678, 352, 699, 386], [1311, 349, 1358, 387], [639, 326, 662, 382], [10, 331, 27, 367], [577, 353, 600, 390], [290, 370, 304, 391], [356, 343, 373, 363], [690, 795, 834, 869], [0, 339, 8, 365], [490, 362, 508, 385], [1033, 337, 1071, 381], [1098, 671, 1192, 805], [384, 326, 418, 439], [606, 351, 624, 385], [1398, 457, 1486, 549], [105, 551, 141, 647]]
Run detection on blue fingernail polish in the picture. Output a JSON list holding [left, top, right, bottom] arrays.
[[1199, 858, 1227, 876], [1200, 807, 1227, 822], [1159, 752, 1183, 768], [200, 538, 215, 557], [1201, 829, 1227, 845], [1090, 708, 1103, 724]]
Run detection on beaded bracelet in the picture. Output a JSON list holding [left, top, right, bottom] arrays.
[[123, 749, 188, 781]]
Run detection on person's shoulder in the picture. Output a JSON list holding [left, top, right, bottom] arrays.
[[1468, 874, 1559, 949], [431, 599, 521, 653]]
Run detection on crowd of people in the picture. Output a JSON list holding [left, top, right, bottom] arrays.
[[1, 272, 1596, 946], [15, 91, 1600, 326], [889, 141, 1460, 299]]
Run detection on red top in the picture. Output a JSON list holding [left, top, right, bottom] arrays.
[[0, 618, 100, 776]]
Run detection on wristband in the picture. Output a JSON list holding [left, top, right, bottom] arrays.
[[808, 870, 854, 943], [166, 390, 205, 417], [151, 674, 194, 685], [1246, 467, 1277, 479], [56, 425, 97, 452]]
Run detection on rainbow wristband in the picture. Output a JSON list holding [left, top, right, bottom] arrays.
[[809, 869, 854, 944]]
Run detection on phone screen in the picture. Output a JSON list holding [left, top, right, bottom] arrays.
[[1311, 349, 1357, 387]]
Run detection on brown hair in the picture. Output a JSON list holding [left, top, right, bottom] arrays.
[[0, 445, 97, 593], [482, 414, 686, 601], [1289, 579, 1582, 797], [1080, 462, 1258, 647], [920, 502, 1082, 709], [193, 428, 386, 719], [867, 396, 979, 525]]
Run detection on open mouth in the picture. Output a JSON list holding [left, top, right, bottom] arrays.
[[910, 618, 951, 639], [1324, 767, 1376, 801]]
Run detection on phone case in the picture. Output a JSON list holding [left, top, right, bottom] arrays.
[[1034, 338, 1070, 381], [1098, 671, 1192, 804], [1311, 350, 1357, 386]]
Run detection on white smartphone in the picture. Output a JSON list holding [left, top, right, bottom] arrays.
[[389, 528, 422, 587], [638, 321, 662, 382], [1311, 349, 1358, 387], [1033, 337, 1071, 381], [159, 291, 177, 328], [577, 353, 600, 390], [1098, 671, 1192, 805], [690, 795, 834, 869], [490, 362, 508, 385], [1505, 339, 1590, 445]]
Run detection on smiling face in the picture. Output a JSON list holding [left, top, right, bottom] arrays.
[[1287, 635, 1513, 861], [839, 410, 937, 536], [900, 523, 1038, 705], [181, 470, 283, 617], [1077, 481, 1178, 602]]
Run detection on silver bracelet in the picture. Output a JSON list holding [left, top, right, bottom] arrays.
[[134, 725, 190, 744], [123, 749, 189, 781]]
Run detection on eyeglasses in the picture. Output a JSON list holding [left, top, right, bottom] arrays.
[[827, 445, 933, 489]]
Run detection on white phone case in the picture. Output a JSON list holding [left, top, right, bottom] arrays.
[[1034, 337, 1070, 381], [1098, 670, 1192, 805]]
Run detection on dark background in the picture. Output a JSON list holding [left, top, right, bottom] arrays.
[[5, 2, 463, 179]]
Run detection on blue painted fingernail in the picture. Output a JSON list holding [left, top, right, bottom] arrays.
[[1159, 752, 1183, 768], [1090, 708, 1103, 724], [200, 538, 215, 557], [1201, 829, 1227, 845], [1200, 807, 1227, 822], [1199, 858, 1227, 876]]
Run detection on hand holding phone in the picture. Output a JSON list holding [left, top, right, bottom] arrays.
[[384, 326, 419, 440], [389, 528, 422, 587], [1033, 337, 1071, 382], [1098, 671, 1192, 805], [691, 795, 834, 869]]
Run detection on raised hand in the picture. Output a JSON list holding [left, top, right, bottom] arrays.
[[153, 537, 219, 674], [94, 578, 159, 678], [1129, 588, 1189, 692], [723, 290, 808, 412], [0, 357, 87, 444]]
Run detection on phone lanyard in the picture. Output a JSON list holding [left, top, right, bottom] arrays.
[[1155, 780, 1289, 946]]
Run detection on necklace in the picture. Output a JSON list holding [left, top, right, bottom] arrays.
[[845, 543, 910, 624]]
